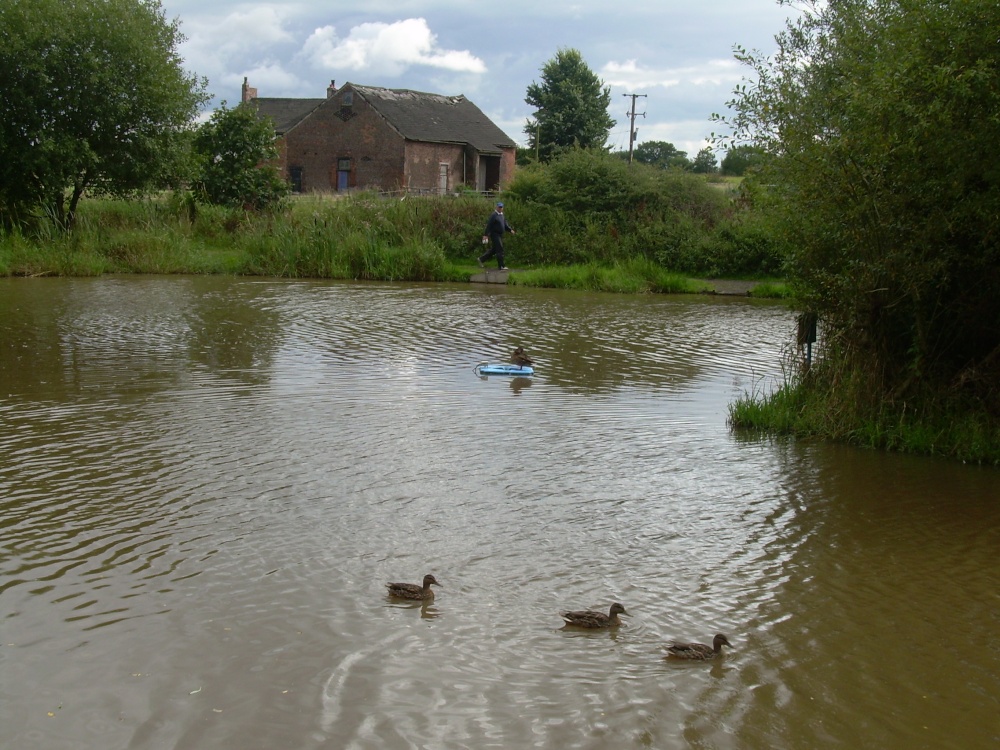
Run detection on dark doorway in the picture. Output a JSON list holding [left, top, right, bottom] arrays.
[[289, 166, 303, 193]]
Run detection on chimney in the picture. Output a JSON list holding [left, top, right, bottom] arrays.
[[327, 79, 337, 98], [242, 77, 258, 103]]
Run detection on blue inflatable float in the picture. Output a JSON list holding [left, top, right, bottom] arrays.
[[474, 362, 534, 376]]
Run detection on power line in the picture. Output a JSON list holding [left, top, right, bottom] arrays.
[[623, 93, 647, 164]]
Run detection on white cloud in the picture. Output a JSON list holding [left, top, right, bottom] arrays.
[[299, 18, 486, 76], [217, 7, 296, 46], [233, 63, 304, 94], [176, 5, 299, 100], [601, 58, 742, 90], [181, 6, 296, 62]]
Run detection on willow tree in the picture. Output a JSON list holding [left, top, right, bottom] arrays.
[[722, 0, 1000, 450], [524, 48, 615, 162], [0, 0, 207, 230]]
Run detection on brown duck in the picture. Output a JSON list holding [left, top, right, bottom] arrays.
[[386, 574, 439, 600], [664, 633, 733, 660], [560, 602, 629, 628], [510, 347, 533, 367]]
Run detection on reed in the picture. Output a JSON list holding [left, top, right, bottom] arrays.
[[0, 230, 109, 276], [0, 197, 247, 275], [727, 380, 811, 435], [236, 213, 447, 281]]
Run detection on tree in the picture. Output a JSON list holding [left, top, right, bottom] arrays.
[[690, 147, 718, 174], [515, 146, 537, 166], [192, 104, 289, 211], [0, 0, 207, 230], [720, 145, 764, 176], [524, 48, 615, 162], [722, 0, 1000, 419], [632, 141, 690, 170]]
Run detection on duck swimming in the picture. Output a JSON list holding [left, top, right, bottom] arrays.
[[664, 633, 733, 660], [560, 602, 629, 628], [386, 574, 439, 600]]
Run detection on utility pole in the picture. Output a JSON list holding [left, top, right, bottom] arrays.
[[623, 93, 647, 165]]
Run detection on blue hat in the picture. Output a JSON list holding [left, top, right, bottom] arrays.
[[496, 202, 504, 207]]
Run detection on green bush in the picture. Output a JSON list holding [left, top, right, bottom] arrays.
[[697, 220, 785, 277], [504, 150, 735, 269]]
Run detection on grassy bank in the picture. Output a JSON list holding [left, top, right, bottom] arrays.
[[728, 368, 1000, 464], [0, 188, 787, 295], [509, 259, 704, 294]]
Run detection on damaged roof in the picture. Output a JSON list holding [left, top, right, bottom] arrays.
[[350, 84, 516, 154], [244, 83, 516, 153]]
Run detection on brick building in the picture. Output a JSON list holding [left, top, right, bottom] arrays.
[[242, 79, 517, 195]]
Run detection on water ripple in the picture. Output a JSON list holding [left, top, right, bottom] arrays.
[[2, 279, 999, 750]]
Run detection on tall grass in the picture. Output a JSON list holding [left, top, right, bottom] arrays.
[[236, 202, 448, 280], [240, 226, 446, 281], [728, 356, 1000, 464], [0, 198, 244, 275]]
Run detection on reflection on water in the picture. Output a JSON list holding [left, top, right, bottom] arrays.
[[1, 277, 998, 750]]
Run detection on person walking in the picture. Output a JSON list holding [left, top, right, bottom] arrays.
[[479, 201, 515, 270]]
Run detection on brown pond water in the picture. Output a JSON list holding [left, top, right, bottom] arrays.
[[1, 276, 998, 750]]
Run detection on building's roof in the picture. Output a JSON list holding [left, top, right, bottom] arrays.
[[350, 84, 516, 154], [246, 82, 516, 153], [248, 98, 325, 135]]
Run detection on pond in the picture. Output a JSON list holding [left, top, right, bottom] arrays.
[[1, 276, 998, 749]]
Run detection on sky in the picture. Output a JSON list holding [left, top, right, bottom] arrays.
[[159, 0, 800, 158]]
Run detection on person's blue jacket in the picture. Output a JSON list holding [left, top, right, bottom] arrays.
[[484, 210, 514, 237]]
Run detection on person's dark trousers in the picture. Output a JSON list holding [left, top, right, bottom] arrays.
[[479, 234, 505, 268]]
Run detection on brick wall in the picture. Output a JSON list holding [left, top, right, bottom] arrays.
[[405, 142, 468, 193], [284, 92, 406, 192], [280, 87, 516, 194], [499, 148, 516, 190]]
